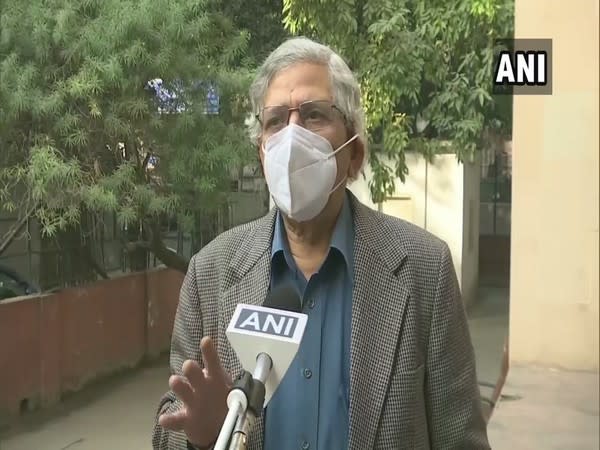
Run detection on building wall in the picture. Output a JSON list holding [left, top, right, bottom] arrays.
[[0, 268, 184, 424], [510, 0, 599, 370]]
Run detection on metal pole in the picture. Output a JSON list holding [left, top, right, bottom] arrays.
[[214, 400, 244, 450], [227, 355, 272, 450], [228, 411, 251, 450], [493, 152, 498, 235], [253, 353, 272, 383]]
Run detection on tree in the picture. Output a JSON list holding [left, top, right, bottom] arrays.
[[0, 0, 256, 276], [282, 0, 514, 202], [224, 0, 290, 64]]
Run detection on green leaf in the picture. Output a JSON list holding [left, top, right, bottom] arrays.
[[117, 206, 137, 228]]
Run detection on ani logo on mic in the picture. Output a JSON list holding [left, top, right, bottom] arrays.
[[226, 304, 308, 404], [234, 309, 299, 338]]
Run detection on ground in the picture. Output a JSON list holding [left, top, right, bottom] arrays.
[[487, 365, 599, 449], [1, 286, 598, 449], [0, 362, 169, 450]]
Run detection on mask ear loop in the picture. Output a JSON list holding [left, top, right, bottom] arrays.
[[329, 174, 347, 194], [328, 134, 360, 193], [328, 134, 359, 159]]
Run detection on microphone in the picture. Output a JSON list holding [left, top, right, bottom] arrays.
[[262, 283, 302, 311], [213, 285, 306, 450]]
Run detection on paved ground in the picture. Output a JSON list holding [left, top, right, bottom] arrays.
[[1, 286, 598, 449], [468, 286, 510, 389], [470, 287, 599, 449], [488, 365, 599, 449], [0, 361, 170, 450]]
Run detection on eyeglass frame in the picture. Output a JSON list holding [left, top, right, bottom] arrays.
[[255, 99, 350, 136]]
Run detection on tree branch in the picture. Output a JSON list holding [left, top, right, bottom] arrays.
[[0, 204, 37, 257]]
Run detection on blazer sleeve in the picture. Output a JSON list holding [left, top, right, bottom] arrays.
[[152, 255, 205, 449], [424, 243, 491, 449]]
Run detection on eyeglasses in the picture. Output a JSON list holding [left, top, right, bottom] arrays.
[[257, 100, 346, 137]]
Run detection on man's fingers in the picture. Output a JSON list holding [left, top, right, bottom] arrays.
[[182, 359, 205, 389], [200, 336, 225, 377], [158, 408, 187, 431], [169, 375, 196, 406]]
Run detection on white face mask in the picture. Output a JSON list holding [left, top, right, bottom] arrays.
[[262, 124, 358, 222]]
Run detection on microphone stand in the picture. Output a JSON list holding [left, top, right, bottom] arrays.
[[227, 410, 251, 450], [228, 353, 271, 450], [214, 353, 272, 450]]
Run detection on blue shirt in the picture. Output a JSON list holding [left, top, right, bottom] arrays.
[[263, 193, 354, 450]]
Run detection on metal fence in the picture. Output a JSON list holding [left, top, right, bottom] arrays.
[[480, 141, 512, 236], [0, 191, 269, 291]]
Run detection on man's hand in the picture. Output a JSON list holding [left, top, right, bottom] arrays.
[[158, 336, 232, 448]]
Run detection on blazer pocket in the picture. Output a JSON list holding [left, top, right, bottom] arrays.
[[375, 364, 426, 450]]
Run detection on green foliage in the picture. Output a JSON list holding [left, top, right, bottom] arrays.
[[224, 0, 290, 64], [0, 0, 256, 241], [282, 0, 514, 203]]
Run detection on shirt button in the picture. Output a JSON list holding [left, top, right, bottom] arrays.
[[301, 441, 310, 450], [308, 298, 315, 309], [303, 368, 312, 379]]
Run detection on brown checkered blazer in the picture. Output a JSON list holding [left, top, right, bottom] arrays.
[[153, 191, 490, 449]]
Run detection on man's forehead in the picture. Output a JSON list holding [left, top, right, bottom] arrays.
[[263, 63, 333, 106]]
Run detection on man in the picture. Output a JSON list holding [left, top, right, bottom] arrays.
[[153, 37, 490, 450]]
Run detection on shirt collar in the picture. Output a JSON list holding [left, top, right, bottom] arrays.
[[271, 191, 355, 274]]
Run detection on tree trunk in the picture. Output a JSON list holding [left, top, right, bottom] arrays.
[[149, 238, 189, 273], [85, 248, 110, 279], [126, 218, 190, 273], [147, 218, 190, 273], [126, 238, 189, 273]]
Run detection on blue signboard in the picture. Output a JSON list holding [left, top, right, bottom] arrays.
[[146, 78, 219, 115]]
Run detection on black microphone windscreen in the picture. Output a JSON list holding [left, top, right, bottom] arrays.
[[263, 284, 301, 313]]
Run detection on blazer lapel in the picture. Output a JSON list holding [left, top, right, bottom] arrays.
[[218, 207, 277, 372], [347, 194, 412, 450]]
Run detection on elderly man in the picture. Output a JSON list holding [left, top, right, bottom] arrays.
[[153, 37, 489, 450]]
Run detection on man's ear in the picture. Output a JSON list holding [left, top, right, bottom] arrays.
[[257, 139, 266, 177], [349, 137, 366, 179], [257, 137, 264, 157]]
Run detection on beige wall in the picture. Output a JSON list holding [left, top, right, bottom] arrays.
[[510, 0, 599, 370], [349, 152, 481, 307], [349, 152, 427, 227]]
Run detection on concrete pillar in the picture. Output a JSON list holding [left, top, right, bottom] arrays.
[[509, 0, 599, 370]]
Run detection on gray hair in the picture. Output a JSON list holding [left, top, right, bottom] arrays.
[[246, 37, 368, 159]]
